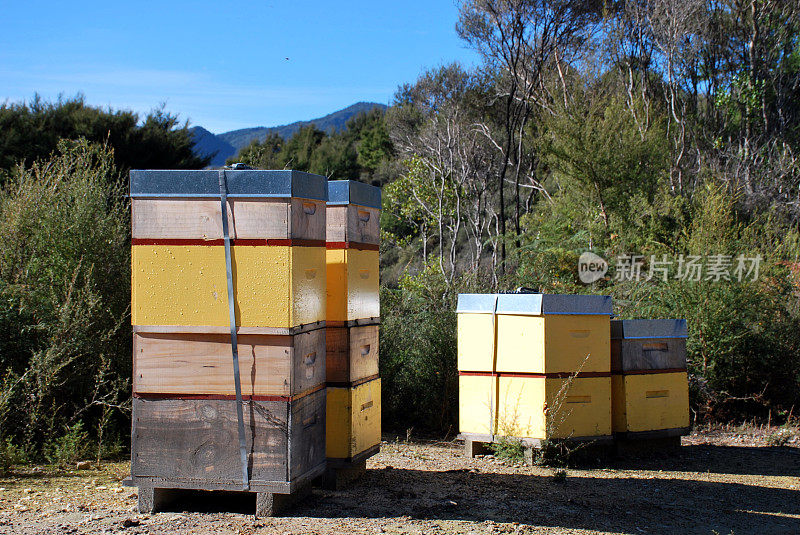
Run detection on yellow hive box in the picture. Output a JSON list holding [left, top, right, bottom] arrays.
[[457, 294, 613, 374], [459, 375, 612, 440], [132, 244, 325, 328], [326, 378, 381, 460], [612, 372, 689, 433], [457, 293, 613, 441], [498, 376, 612, 439], [326, 180, 381, 325], [611, 319, 690, 435], [326, 248, 380, 323], [458, 374, 498, 435]]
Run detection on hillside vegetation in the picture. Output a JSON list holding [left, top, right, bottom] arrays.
[[0, 0, 798, 464]]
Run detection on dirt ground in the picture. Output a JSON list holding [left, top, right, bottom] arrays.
[[1, 426, 798, 535]]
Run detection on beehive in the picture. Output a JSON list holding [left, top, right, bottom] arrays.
[[324, 180, 381, 480], [325, 180, 381, 325], [457, 294, 613, 441], [129, 170, 328, 510], [611, 319, 690, 437]]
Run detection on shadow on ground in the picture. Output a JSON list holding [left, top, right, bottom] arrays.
[[154, 444, 800, 534]]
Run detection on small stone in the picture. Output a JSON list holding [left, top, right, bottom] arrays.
[[95, 486, 107, 490], [23, 488, 32, 494], [76, 461, 92, 470], [122, 518, 140, 528]]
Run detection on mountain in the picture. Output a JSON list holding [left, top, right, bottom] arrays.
[[190, 101, 387, 167], [189, 126, 236, 167]]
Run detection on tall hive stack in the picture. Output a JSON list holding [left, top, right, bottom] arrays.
[[611, 319, 690, 438], [457, 294, 613, 447], [129, 170, 328, 514], [324, 180, 381, 482]]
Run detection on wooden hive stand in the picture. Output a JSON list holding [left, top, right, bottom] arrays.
[[322, 180, 382, 489], [129, 169, 328, 516], [457, 293, 614, 457]]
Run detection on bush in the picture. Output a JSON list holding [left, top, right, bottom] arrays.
[[0, 438, 27, 473], [490, 436, 526, 464], [44, 422, 92, 466], [0, 139, 131, 458], [380, 262, 484, 433]]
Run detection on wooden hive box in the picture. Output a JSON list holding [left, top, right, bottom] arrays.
[[326, 378, 382, 462], [325, 180, 380, 325], [129, 169, 328, 509], [325, 325, 379, 386], [611, 319, 690, 437], [457, 294, 612, 441], [131, 170, 327, 330]]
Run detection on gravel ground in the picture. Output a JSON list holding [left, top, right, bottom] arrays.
[[1, 426, 798, 535]]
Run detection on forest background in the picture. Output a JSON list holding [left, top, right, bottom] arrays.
[[0, 0, 798, 465]]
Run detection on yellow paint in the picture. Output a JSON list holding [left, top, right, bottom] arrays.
[[326, 379, 382, 459], [131, 245, 325, 327], [612, 372, 689, 433], [611, 375, 627, 433], [291, 246, 327, 327], [494, 376, 611, 439], [326, 249, 379, 322], [496, 315, 610, 374], [457, 314, 496, 372], [496, 376, 545, 438], [459, 375, 498, 435]]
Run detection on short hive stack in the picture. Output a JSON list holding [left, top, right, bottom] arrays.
[[611, 319, 690, 438], [457, 294, 613, 447], [324, 180, 381, 484], [130, 170, 328, 515]]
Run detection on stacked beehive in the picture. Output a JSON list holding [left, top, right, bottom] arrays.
[[129, 170, 328, 515], [457, 294, 613, 449], [324, 180, 381, 484], [611, 319, 690, 438]]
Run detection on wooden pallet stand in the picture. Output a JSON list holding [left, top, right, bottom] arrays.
[[459, 432, 614, 463], [129, 170, 329, 516]]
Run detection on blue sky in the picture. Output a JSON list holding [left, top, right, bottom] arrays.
[[1, 1, 480, 133]]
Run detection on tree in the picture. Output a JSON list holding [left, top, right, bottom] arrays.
[[0, 95, 209, 177]]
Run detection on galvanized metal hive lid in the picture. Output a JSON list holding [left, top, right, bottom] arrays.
[[610, 319, 688, 339], [456, 293, 612, 315], [327, 179, 382, 209], [129, 169, 328, 201]]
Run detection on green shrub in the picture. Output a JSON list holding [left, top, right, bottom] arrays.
[[490, 436, 526, 464], [0, 438, 27, 473], [0, 139, 131, 457], [44, 422, 92, 466]]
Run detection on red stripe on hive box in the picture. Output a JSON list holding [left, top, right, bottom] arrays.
[[131, 238, 326, 247], [458, 371, 613, 378], [325, 241, 380, 251], [611, 368, 687, 376], [133, 383, 326, 403]]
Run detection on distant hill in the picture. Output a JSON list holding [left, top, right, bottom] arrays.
[[189, 126, 235, 167], [190, 101, 387, 167]]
